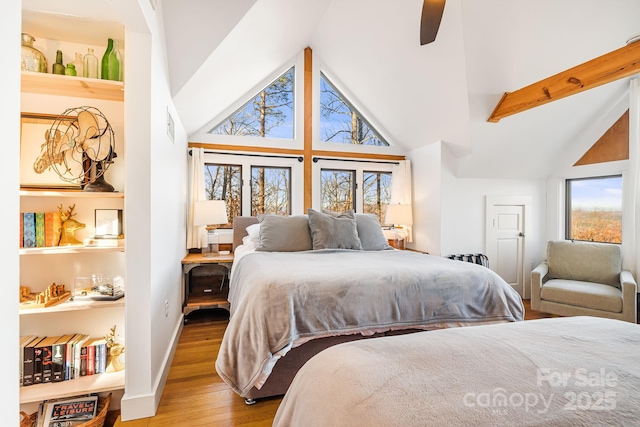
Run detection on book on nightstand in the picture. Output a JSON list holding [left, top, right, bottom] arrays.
[[52, 334, 76, 382], [37, 336, 61, 384]]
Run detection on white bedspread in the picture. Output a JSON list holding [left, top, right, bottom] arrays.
[[274, 316, 640, 427], [216, 249, 523, 396]]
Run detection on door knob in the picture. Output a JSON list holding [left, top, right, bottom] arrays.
[[519, 232, 525, 237]]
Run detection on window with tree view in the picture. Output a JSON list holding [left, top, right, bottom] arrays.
[[566, 175, 622, 244], [251, 166, 291, 215], [209, 67, 294, 139], [363, 171, 392, 224], [320, 73, 388, 146], [204, 164, 242, 228], [321, 169, 355, 212]]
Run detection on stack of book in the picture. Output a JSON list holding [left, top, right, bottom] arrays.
[[20, 211, 62, 248], [20, 334, 109, 386]]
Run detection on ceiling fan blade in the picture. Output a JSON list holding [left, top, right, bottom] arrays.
[[420, 0, 446, 45]]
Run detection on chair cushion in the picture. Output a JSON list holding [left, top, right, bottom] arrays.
[[541, 279, 623, 313], [547, 241, 621, 288]]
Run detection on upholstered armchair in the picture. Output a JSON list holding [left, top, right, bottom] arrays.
[[531, 240, 637, 323]]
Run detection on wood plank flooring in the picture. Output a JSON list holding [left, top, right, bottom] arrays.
[[112, 300, 556, 427]]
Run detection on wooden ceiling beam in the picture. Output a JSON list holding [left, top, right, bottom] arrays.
[[488, 41, 640, 123]]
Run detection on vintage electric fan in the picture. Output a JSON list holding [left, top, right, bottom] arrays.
[[35, 106, 117, 191]]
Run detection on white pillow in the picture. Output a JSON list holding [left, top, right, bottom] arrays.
[[245, 223, 260, 245]]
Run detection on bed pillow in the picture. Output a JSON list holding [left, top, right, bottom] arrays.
[[354, 214, 393, 251], [256, 214, 312, 252], [308, 209, 363, 250], [323, 210, 391, 251]]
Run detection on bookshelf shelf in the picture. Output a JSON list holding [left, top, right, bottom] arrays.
[[20, 370, 125, 404], [21, 71, 124, 102], [20, 189, 124, 198], [20, 298, 125, 315], [19, 246, 124, 255]]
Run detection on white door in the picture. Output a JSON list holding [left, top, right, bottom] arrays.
[[486, 197, 530, 298]]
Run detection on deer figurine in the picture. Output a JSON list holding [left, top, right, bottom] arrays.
[[58, 204, 85, 246]]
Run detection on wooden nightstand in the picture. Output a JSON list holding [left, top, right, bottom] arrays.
[[181, 252, 234, 323]]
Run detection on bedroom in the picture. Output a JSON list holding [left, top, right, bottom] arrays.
[[5, 0, 640, 425]]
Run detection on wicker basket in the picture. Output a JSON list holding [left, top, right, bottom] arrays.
[[20, 393, 111, 427]]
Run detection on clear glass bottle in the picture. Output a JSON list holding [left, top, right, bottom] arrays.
[[83, 48, 98, 79], [52, 50, 66, 75], [21, 33, 48, 73], [101, 39, 114, 80], [64, 63, 77, 76], [70, 52, 83, 77]]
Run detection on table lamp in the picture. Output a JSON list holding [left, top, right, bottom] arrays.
[[193, 200, 228, 256], [385, 203, 413, 250]]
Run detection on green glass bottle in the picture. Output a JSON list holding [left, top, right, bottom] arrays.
[[64, 63, 77, 76], [101, 38, 113, 80], [107, 39, 122, 82], [52, 50, 65, 75]]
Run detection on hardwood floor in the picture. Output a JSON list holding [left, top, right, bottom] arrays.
[[113, 300, 556, 427]]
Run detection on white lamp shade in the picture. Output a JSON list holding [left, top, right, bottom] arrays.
[[385, 203, 413, 226], [193, 200, 228, 227]]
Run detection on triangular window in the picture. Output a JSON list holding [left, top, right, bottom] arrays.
[[209, 67, 295, 139], [319, 72, 388, 146]]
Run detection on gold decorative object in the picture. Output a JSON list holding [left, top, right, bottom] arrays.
[[104, 325, 125, 372], [20, 282, 71, 309], [58, 204, 85, 245]]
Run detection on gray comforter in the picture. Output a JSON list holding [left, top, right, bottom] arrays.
[[216, 249, 524, 396], [273, 316, 640, 427]]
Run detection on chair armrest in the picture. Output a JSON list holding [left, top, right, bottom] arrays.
[[531, 262, 549, 310], [620, 270, 637, 323]]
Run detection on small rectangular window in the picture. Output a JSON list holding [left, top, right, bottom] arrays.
[[363, 171, 392, 224], [251, 166, 291, 215], [565, 175, 622, 243], [321, 169, 356, 212], [204, 163, 242, 228]]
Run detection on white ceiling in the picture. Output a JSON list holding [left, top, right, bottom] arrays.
[[165, 0, 640, 180]]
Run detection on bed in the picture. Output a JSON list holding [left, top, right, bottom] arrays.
[[215, 212, 524, 402], [273, 316, 640, 427]]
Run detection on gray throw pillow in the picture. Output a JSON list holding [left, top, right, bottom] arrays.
[[323, 210, 391, 251], [354, 214, 393, 251], [256, 214, 312, 252], [308, 209, 363, 250]]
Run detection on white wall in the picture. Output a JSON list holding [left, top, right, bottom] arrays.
[[408, 142, 547, 292], [120, 0, 188, 420], [2, 2, 22, 423], [407, 143, 443, 255]]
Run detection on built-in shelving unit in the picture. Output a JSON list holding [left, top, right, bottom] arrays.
[[20, 298, 125, 316], [20, 246, 124, 255], [21, 71, 124, 101], [20, 189, 124, 198], [20, 370, 125, 404], [19, 22, 126, 409]]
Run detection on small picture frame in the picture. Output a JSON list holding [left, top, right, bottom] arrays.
[[94, 209, 123, 237]]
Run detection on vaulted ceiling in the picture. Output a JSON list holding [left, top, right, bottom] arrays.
[[166, 0, 640, 180]]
